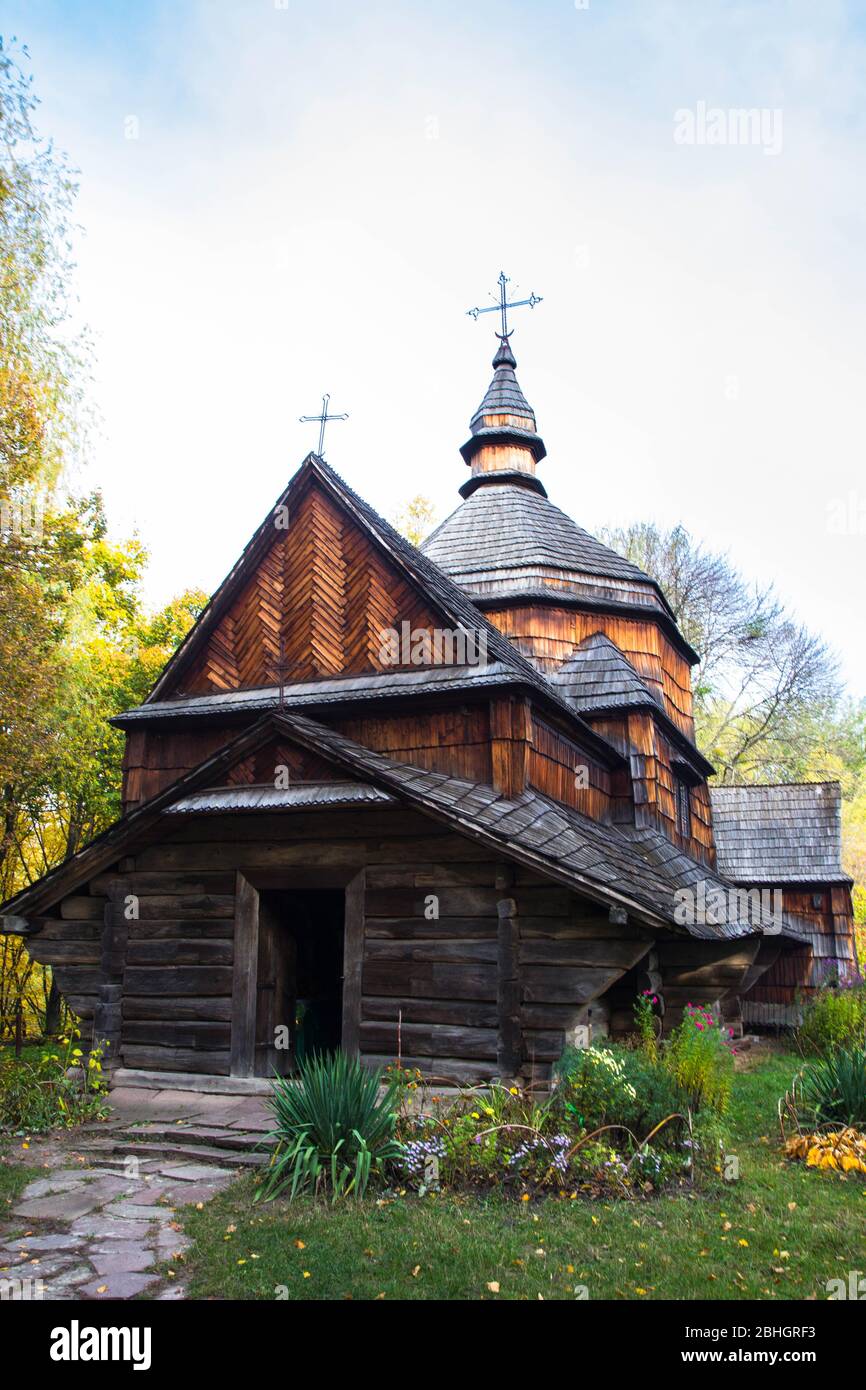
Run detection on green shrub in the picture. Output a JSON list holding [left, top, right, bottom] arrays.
[[0, 1034, 109, 1133], [551, 1044, 639, 1133], [665, 1003, 734, 1115], [798, 985, 866, 1056], [796, 1044, 866, 1128], [257, 1052, 403, 1202], [612, 1049, 693, 1146]]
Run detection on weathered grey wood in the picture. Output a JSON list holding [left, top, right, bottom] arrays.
[[60, 896, 107, 921], [519, 915, 648, 940], [362, 995, 499, 1029], [363, 961, 497, 1001], [90, 871, 236, 897], [131, 895, 235, 920], [165, 809, 435, 843], [364, 939, 498, 963], [29, 918, 101, 942], [497, 896, 521, 1075], [93, 885, 128, 1062], [365, 862, 500, 889], [365, 917, 498, 940], [521, 963, 627, 1005], [126, 939, 234, 965], [23, 939, 103, 964], [123, 1021, 231, 1048], [359, 1052, 499, 1083], [341, 868, 365, 1057], [123, 1045, 230, 1075], [64, 993, 99, 1020], [230, 872, 259, 1076], [124, 995, 233, 1023], [126, 920, 234, 940], [521, 1001, 605, 1028], [245, 866, 362, 891], [520, 1028, 570, 1061], [519, 939, 650, 968], [136, 841, 369, 872], [124, 965, 234, 996], [254, 896, 295, 1078], [360, 1020, 497, 1060], [366, 887, 499, 917]]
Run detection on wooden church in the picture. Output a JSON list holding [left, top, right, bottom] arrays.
[[1, 306, 857, 1083]]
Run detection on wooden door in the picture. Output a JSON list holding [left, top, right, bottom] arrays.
[[254, 900, 296, 1077]]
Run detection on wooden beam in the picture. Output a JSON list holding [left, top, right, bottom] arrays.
[[92, 884, 128, 1065], [230, 872, 260, 1077], [497, 895, 521, 1077], [342, 868, 365, 1058]]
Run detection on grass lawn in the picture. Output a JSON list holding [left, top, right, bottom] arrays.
[[0, 1150, 39, 1210], [178, 1051, 866, 1301]]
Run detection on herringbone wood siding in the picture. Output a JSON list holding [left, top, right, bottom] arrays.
[[173, 481, 443, 696]]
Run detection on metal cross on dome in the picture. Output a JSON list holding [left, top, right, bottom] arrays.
[[466, 270, 543, 338], [299, 393, 349, 458]]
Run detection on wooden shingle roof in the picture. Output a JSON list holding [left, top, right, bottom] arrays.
[[469, 337, 537, 429], [113, 663, 518, 727], [421, 482, 673, 613], [710, 782, 850, 884], [552, 632, 663, 713], [3, 710, 779, 941]]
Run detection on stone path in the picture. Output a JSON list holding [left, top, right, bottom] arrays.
[[0, 1085, 272, 1300]]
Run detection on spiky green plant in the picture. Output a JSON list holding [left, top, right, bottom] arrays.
[[797, 1044, 866, 1128], [257, 1052, 404, 1202]]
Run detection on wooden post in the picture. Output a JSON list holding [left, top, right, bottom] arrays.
[[496, 891, 522, 1078], [14, 1000, 23, 1059], [92, 884, 128, 1067], [341, 869, 365, 1058], [230, 872, 260, 1077], [490, 697, 531, 798]]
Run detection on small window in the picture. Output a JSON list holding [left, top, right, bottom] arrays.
[[675, 777, 692, 840]]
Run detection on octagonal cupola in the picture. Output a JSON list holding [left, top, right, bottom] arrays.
[[459, 335, 547, 498]]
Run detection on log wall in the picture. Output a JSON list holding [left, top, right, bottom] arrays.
[[589, 712, 716, 866], [122, 705, 493, 812], [22, 806, 660, 1082], [482, 603, 696, 737], [741, 882, 860, 1025], [527, 714, 615, 821]]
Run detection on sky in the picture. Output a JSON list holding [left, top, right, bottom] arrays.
[[5, 0, 866, 694]]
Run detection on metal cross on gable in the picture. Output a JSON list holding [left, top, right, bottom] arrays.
[[265, 635, 303, 709], [466, 270, 543, 339], [299, 393, 349, 458]]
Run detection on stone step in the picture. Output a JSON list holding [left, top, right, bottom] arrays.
[[106, 1139, 268, 1168], [115, 1123, 275, 1153], [111, 1068, 273, 1096]]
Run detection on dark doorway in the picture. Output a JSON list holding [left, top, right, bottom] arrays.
[[255, 889, 345, 1076]]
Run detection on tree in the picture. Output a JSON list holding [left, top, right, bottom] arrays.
[[598, 522, 840, 783], [391, 495, 439, 547], [601, 521, 866, 948]]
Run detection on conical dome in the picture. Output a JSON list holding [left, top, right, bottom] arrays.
[[424, 333, 669, 617], [459, 336, 546, 496]]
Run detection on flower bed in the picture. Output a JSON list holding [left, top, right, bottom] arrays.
[[391, 1002, 735, 1200]]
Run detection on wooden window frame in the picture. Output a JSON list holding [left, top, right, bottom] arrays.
[[675, 776, 692, 841]]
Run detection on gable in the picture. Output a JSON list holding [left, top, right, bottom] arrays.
[[222, 736, 339, 788], [166, 474, 446, 698]]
